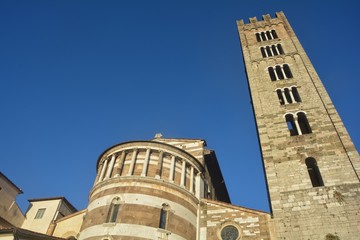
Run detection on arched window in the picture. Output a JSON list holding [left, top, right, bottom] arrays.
[[276, 89, 285, 105], [271, 30, 278, 39], [256, 30, 278, 42], [106, 197, 121, 223], [260, 47, 266, 58], [305, 158, 324, 187], [266, 46, 272, 56], [284, 88, 292, 103], [283, 64, 293, 78], [256, 33, 261, 42], [261, 32, 267, 41], [277, 44, 284, 54], [285, 114, 298, 136], [275, 65, 284, 79], [271, 45, 278, 55], [297, 112, 312, 134], [292, 87, 301, 102], [268, 67, 276, 81], [159, 203, 170, 229]]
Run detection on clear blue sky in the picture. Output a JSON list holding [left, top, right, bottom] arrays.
[[1, 1, 359, 213]]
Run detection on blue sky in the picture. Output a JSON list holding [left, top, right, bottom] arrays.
[[1, 1, 359, 213]]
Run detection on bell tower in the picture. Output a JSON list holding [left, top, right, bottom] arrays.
[[237, 12, 360, 239]]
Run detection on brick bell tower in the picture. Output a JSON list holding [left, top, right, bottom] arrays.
[[237, 12, 360, 239]]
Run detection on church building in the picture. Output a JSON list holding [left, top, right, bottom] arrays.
[[1, 12, 359, 240]]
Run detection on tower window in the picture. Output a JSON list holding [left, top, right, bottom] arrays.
[[260, 44, 284, 58], [305, 158, 324, 187], [34, 208, 46, 219], [106, 197, 121, 223], [297, 112, 312, 134], [276, 86, 301, 105], [284, 112, 311, 136], [159, 203, 170, 229], [256, 30, 278, 42], [268, 64, 293, 81], [285, 114, 298, 136]]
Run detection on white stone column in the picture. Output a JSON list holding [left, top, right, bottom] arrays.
[[190, 167, 194, 193], [141, 148, 151, 176], [289, 89, 296, 103], [281, 89, 288, 104], [294, 117, 303, 135], [98, 159, 108, 182], [281, 66, 287, 79], [180, 160, 186, 187], [114, 151, 126, 177], [105, 154, 116, 179], [155, 151, 164, 179], [195, 173, 203, 199], [273, 67, 280, 80], [169, 155, 176, 182], [128, 149, 138, 176]]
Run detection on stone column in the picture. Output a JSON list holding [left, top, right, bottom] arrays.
[[155, 151, 164, 179], [98, 158, 108, 182], [169, 155, 176, 182], [190, 167, 194, 193], [115, 151, 126, 177], [105, 154, 116, 179], [180, 160, 186, 187], [141, 148, 151, 176], [281, 89, 288, 104], [294, 116, 303, 135], [128, 149, 138, 176]]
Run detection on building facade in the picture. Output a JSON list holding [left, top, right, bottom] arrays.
[[237, 11, 360, 239], [1, 12, 360, 240]]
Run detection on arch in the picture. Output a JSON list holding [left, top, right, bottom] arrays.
[[297, 112, 312, 134], [305, 157, 324, 187], [159, 203, 170, 229], [285, 114, 298, 136], [106, 197, 121, 223]]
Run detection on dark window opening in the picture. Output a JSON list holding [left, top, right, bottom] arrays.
[[305, 158, 324, 187], [284, 88, 292, 103], [269, 67, 276, 81], [283, 64, 293, 78], [277, 44, 284, 54], [106, 198, 120, 223], [256, 33, 261, 42], [277, 89, 285, 105], [159, 204, 169, 229], [271, 45, 278, 55], [261, 32, 266, 41], [266, 46, 272, 56], [285, 114, 298, 136], [260, 47, 266, 57], [297, 112, 312, 134], [275, 65, 284, 79], [271, 30, 278, 39], [292, 87, 301, 102]]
